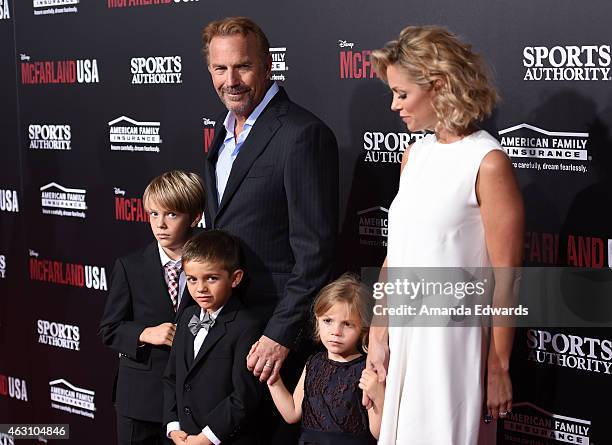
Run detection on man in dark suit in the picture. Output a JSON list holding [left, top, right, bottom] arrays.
[[99, 171, 205, 445], [201, 17, 339, 390]]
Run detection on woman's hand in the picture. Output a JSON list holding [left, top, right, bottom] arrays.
[[486, 366, 512, 421]]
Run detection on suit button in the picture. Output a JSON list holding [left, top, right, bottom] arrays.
[[184, 384, 192, 392], [184, 407, 191, 415]]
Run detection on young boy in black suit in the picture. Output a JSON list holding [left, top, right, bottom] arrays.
[[164, 230, 264, 445], [99, 171, 205, 445]]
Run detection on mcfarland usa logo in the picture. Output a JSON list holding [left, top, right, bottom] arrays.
[[40, 182, 87, 218], [38, 319, 80, 351], [49, 379, 95, 419], [1, 0, 10, 20], [28, 124, 71, 150], [203, 117, 215, 153], [499, 123, 590, 174], [501, 402, 592, 444], [358, 206, 388, 247], [130, 56, 182, 84], [29, 250, 108, 291], [527, 329, 612, 376], [363, 131, 425, 164], [33, 0, 78, 16], [0, 188, 19, 213], [0, 373, 29, 402], [114, 187, 148, 223], [270, 47, 288, 82], [525, 231, 611, 267], [523, 45, 611, 81], [109, 116, 162, 153], [108, 0, 198, 8], [339, 39, 378, 79], [20, 53, 99, 85]]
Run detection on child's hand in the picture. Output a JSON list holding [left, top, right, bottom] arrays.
[[139, 322, 176, 346], [359, 368, 385, 405], [169, 430, 188, 444], [185, 433, 213, 445]]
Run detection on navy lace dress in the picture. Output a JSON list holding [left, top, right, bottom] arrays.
[[299, 351, 377, 445]]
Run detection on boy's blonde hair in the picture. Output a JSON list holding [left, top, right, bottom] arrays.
[[313, 273, 373, 352], [142, 170, 205, 219]]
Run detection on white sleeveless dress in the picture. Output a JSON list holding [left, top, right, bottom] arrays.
[[378, 130, 501, 445]]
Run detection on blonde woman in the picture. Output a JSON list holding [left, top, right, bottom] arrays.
[[365, 26, 524, 444]]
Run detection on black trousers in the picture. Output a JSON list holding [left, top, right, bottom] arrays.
[[116, 412, 171, 445]]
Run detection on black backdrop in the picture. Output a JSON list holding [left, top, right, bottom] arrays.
[[1, 1, 611, 444]]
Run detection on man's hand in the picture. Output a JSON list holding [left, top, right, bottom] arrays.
[[185, 433, 213, 445], [139, 322, 176, 346], [362, 336, 389, 408], [246, 335, 289, 384], [169, 430, 188, 445]]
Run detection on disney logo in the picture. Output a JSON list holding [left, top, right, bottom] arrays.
[[338, 40, 355, 49], [114, 187, 125, 196], [20, 53, 31, 61], [202, 118, 216, 126], [29, 249, 39, 257]]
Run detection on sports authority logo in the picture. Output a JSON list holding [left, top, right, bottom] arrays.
[[115, 187, 148, 223], [0, 254, 6, 278], [363, 131, 425, 163], [270, 47, 288, 82], [0, 0, 10, 20], [28, 124, 71, 150], [40, 182, 87, 218], [109, 116, 162, 153], [33, 0, 78, 15], [499, 123, 589, 173], [0, 373, 29, 402], [108, 0, 198, 8], [523, 45, 611, 81], [339, 39, 378, 79], [0, 189, 19, 213], [29, 250, 108, 290], [527, 329, 612, 375], [525, 231, 610, 267], [38, 319, 80, 351], [49, 379, 95, 419], [358, 206, 388, 247], [130, 56, 182, 84], [20, 54, 99, 84], [501, 402, 591, 444], [203, 117, 215, 153]]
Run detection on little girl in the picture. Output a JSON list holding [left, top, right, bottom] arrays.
[[267, 273, 384, 444]]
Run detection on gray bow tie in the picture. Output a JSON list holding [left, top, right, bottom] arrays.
[[188, 312, 215, 336]]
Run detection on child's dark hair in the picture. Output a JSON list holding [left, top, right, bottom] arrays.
[[182, 230, 241, 273], [312, 273, 373, 351]]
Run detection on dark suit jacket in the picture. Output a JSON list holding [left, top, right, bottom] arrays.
[[163, 297, 264, 444], [98, 241, 194, 422], [204, 86, 339, 349]]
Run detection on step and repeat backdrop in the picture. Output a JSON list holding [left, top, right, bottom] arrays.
[[1, 0, 611, 443]]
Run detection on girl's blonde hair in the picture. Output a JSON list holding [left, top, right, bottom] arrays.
[[313, 273, 372, 352], [372, 25, 499, 135]]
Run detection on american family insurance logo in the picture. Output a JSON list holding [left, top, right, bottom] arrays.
[[28, 124, 71, 150], [523, 45, 611, 81], [49, 379, 95, 419], [33, 0, 78, 15], [29, 250, 108, 290], [109, 116, 162, 153], [358, 206, 388, 247], [20, 54, 99, 84], [40, 182, 87, 218], [501, 402, 591, 444], [0, 189, 19, 213], [499, 124, 590, 174], [0, 0, 11, 20], [130, 56, 182, 84], [107, 0, 198, 8], [114, 187, 148, 223], [0, 374, 28, 402], [363, 131, 425, 164], [203, 117, 215, 153], [270, 47, 288, 82], [339, 39, 378, 79], [38, 319, 80, 351]]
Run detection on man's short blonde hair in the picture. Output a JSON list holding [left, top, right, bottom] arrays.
[[201, 16, 270, 65], [142, 171, 205, 219], [372, 25, 499, 135]]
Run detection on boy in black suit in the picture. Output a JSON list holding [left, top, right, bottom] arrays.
[[164, 230, 264, 445], [99, 171, 205, 445]]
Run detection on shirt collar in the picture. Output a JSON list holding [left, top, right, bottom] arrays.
[[157, 242, 181, 268], [200, 306, 224, 321], [222, 82, 280, 137]]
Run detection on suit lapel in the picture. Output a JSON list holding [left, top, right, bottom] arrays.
[[186, 297, 240, 377], [175, 285, 192, 322], [142, 242, 175, 316], [214, 88, 289, 221], [205, 120, 226, 219], [184, 307, 198, 369]]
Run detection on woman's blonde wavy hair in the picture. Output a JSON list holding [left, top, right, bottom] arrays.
[[372, 26, 499, 135]]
